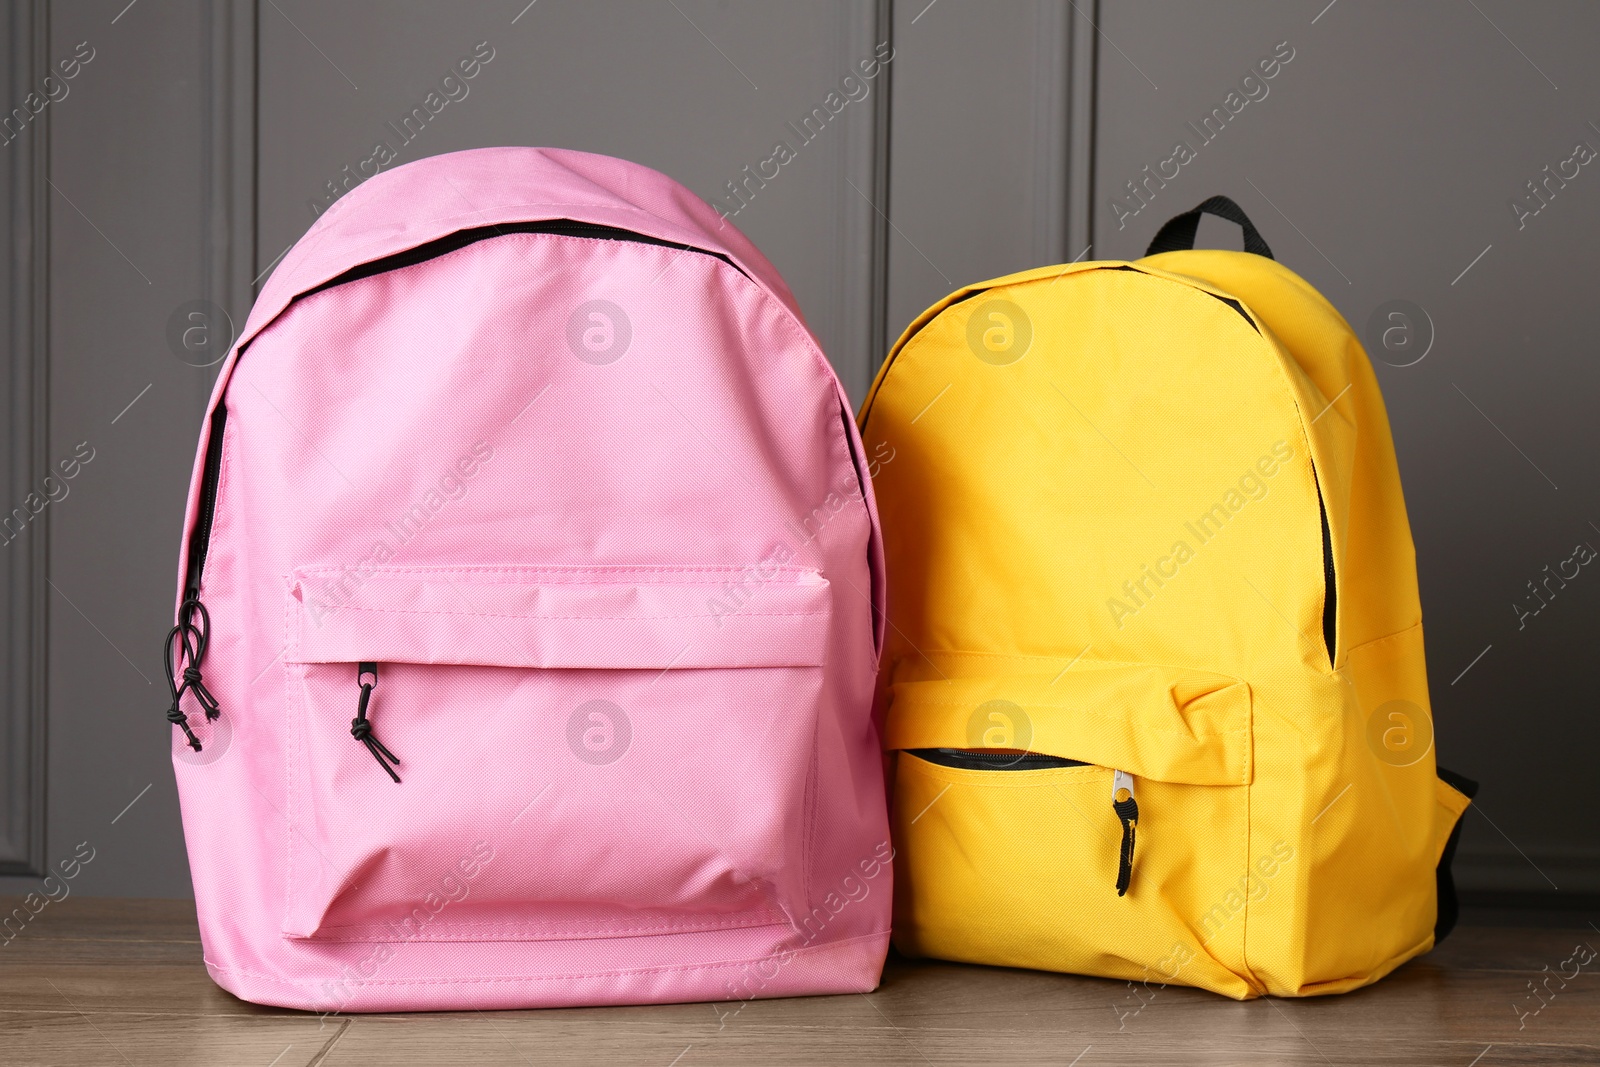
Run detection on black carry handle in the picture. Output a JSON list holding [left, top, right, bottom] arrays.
[[1145, 195, 1274, 260]]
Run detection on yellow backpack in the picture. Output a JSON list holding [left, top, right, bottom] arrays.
[[859, 197, 1475, 998]]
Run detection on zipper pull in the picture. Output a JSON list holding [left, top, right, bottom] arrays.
[[351, 662, 401, 783], [1113, 769, 1138, 896], [163, 595, 220, 752]]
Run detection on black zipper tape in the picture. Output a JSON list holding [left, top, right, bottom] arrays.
[[1312, 466, 1337, 668], [906, 748, 1088, 771], [184, 402, 228, 598], [299, 220, 745, 302]]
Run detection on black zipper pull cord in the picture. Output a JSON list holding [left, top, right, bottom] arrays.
[[1113, 770, 1139, 897], [351, 662, 401, 783], [163, 596, 220, 751]]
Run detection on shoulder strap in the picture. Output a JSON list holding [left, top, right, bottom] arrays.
[[1433, 766, 1480, 942]]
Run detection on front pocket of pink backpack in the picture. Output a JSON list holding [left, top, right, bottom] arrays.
[[280, 564, 830, 942]]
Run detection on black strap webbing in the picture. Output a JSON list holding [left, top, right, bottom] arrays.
[[1434, 766, 1480, 942], [1145, 195, 1274, 260]]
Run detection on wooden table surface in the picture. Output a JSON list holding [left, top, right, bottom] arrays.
[[0, 897, 1595, 1065]]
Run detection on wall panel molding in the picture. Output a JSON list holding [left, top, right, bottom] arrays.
[[1029, 1, 1072, 266], [884, 0, 1099, 357], [198, 0, 256, 406], [1063, 0, 1097, 263], [833, 0, 893, 395], [0, 0, 52, 877], [1029, 0, 1098, 266]]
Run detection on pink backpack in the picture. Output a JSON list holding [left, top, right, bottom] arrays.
[[162, 147, 890, 1012]]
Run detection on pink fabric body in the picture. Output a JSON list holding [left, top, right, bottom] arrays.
[[169, 147, 890, 1012]]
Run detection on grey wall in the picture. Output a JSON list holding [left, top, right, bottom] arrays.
[[1, 0, 1595, 899], [254, 1, 891, 399], [0, 0, 227, 896], [1089, 0, 1600, 896]]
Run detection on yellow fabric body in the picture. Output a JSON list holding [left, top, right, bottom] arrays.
[[859, 250, 1472, 998]]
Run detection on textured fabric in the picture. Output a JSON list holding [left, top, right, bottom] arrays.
[[859, 248, 1472, 998], [168, 147, 889, 1012]]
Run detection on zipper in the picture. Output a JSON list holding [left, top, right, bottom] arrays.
[[298, 220, 745, 301], [1313, 468, 1337, 669], [165, 221, 739, 752], [1112, 769, 1139, 897], [908, 748, 1140, 894], [866, 265, 1339, 667], [162, 595, 220, 751], [861, 265, 1259, 428], [184, 221, 738, 598], [184, 402, 228, 598], [907, 747, 1087, 771], [166, 400, 230, 750], [352, 662, 400, 783]]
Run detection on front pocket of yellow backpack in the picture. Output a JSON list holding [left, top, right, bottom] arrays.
[[885, 663, 1259, 999]]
